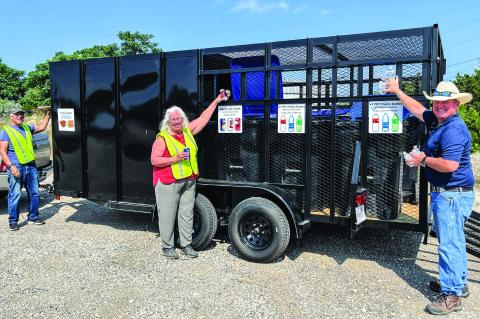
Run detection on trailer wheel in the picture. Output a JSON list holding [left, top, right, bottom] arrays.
[[191, 194, 218, 250], [228, 197, 290, 263], [0, 191, 7, 199]]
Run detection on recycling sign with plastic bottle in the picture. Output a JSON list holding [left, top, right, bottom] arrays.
[[278, 104, 305, 134], [368, 101, 403, 134]]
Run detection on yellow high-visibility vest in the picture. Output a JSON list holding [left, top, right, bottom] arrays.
[[2, 124, 35, 164], [159, 127, 199, 180]]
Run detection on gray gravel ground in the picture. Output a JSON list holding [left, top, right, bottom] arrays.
[[1, 180, 479, 319]]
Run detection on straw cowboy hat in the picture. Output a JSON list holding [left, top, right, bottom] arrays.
[[423, 81, 473, 105]]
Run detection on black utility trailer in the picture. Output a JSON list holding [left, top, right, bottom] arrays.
[[50, 25, 444, 262]]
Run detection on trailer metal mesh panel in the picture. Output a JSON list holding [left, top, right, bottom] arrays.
[[312, 68, 334, 100], [202, 114, 265, 182], [271, 44, 307, 66], [282, 71, 306, 99], [197, 26, 437, 224], [401, 63, 423, 95], [203, 49, 264, 70], [366, 116, 421, 221], [312, 44, 334, 63], [333, 118, 360, 216], [269, 110, 306, 209], [310, 103, 332, 215], [337, 35, 424, 61], [337, 67, 358, 97]]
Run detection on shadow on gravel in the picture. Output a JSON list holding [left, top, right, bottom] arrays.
[[63, 200, 158, 233], [0, 186, 57, 224], [279, 223, 480, 298]]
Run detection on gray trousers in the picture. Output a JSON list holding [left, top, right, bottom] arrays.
[[155, 179, 196, 249]]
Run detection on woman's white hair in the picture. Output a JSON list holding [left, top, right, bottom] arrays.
[[159, 105, 189, 132]]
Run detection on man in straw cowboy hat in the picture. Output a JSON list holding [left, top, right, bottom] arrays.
[[385, 79, 475, 315]]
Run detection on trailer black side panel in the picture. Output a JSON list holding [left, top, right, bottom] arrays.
[[84, 58, 117, 201], [119, 55, 161, 203], [164, 51, 199, 118], [50, 61, 84, 197]]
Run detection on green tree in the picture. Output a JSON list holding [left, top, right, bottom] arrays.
[[20, 32, 161, 111], [118, 31, 161, 55], [454, 68, 480, 152], [0, 58, 25, 101]]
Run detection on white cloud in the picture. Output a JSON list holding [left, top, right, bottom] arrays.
[[230, 0, 290, 14], [293, 3, 308, 14], [320, 9, 332, 16]]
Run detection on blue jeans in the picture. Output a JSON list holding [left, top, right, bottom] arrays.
[[7, 164, 40, 225], [431, 190, 474, 296]]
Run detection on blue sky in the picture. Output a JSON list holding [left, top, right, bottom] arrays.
[[1, 0, 479, 80]]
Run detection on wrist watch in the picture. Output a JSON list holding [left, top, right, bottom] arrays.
[[6, 164, 12, 170], [420, 156, 427, 167]]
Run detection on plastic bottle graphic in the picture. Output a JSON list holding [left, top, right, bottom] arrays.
[[382, 113, 389, 132], [280, 115, 287, 132], [288, 115, 294, 132], [296, 115, 302, 132], [372, 114, 380, 132], [391, 113, 399, 132]]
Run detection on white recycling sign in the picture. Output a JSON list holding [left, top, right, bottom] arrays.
[[277, 104, 305, 134], [368, 101, 403, 134]]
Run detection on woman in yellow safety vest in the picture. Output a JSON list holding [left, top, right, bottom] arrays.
[[0, 106, 51, 231], [151, 90, 229, 259]]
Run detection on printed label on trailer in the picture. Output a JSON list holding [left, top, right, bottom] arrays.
[[58, 108, 75, 132], [368, 101, 403, 134], [278, 104, 305, 134], [218, 105, 242, 133]]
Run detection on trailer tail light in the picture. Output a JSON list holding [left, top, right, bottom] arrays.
[[355, 192, 367, 206], [354, 191, 367, 225]]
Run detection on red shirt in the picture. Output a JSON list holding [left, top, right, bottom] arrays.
[[152, 132, 198, 186]]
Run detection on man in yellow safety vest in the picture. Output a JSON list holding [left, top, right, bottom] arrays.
[[0, 105, 51, 231]]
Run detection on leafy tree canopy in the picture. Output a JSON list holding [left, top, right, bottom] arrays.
[[454, 68, 480, 152], [0, 58, 25, 101], [19, 31, 161, 111]]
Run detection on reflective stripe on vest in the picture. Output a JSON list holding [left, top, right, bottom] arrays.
[[159, 127, 199, 180], [3, 124, 35, 164]]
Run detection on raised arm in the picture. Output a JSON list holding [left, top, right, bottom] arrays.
[[33, 110, 51, 134], [384, 77, 426, 122], [189, 92, 227, 135]]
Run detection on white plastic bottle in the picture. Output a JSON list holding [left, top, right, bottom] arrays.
[[288, 115, 294, 132], [403, 145, 420, 167], [379, 66, 396, 94]]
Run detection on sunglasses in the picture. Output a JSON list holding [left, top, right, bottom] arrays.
[[433, 90, 453, 97]]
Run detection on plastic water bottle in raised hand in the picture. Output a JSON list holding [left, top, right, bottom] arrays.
[[379, 66, 396, 94]]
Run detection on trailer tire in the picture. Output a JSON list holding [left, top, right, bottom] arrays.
[[0, 191, 7, 199], [228, 197, 290, 263], [191, 194, 218, 250]]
